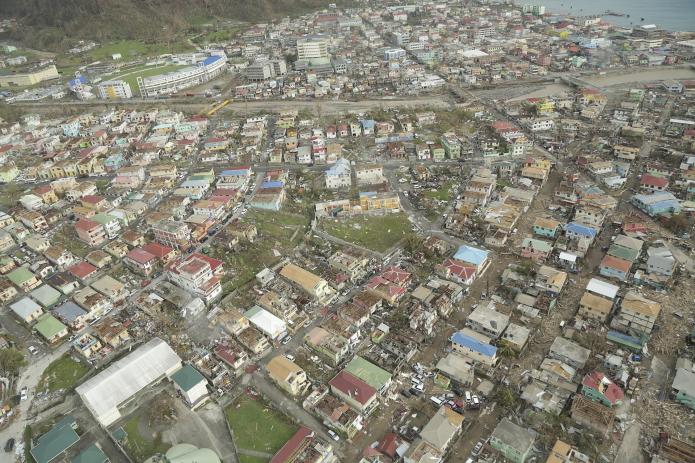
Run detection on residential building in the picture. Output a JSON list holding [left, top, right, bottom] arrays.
[[168, 254, 222, 303], [450, 331, 498, 366], [671, 367, 695, 411], [34, 313, 68, 343], [8, 266, 41, 292], [152, 220, 192, 249], [419, 406, 464, 454], [266, 355, 308, 396], [96, 80, 133, 99], [325, 158, 352, 189], [545, 440, 592, 463], [490, 418, 537, 463], [613, 291, 661, 336], [171, 364, 209, 408], [75, 219, 106, 246], [280, 263, 334, 302], [10, 297, 44, 324], [581, 371, 624, 408], [549, 337, 590, 370], [124, 248, 158, 276], [329, 370, 378, 414]]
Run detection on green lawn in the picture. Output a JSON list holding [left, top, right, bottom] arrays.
[[225, 396, 298, 456], [37, 355, 90, 392], [211, 210, 309, 293], [239, 456, 269, 463], [424, 181, 454, 201], [88, 40, 192, 61], [321, 213, 412, 252], [123, 415, 169, 463]]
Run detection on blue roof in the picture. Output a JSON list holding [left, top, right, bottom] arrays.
[[260, 180, 284, 189], [359, 191, 377, 198], [360, 119, 376, 129], [68, 76, 88, 88], [220, 168, 249, 176], [451, 331, 497, 357], [326, 158, 351, 176], [202, 55, 222, 66], [454, 245, 489, 266], [565, 222, 597, 238]]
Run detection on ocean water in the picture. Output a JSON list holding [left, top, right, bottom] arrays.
[[534, 0, 695, 32]]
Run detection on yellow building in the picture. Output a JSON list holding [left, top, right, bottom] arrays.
[[0, 65, 60, 88]]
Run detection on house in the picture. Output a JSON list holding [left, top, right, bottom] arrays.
[[354, 164, 385, 186], [141, 242, 178, 264], [52, 301, 89, 330], [92, 318, 130, 348], [171, 364, 209, 408], [521, 237, 553, 261], [91, 275, 127, 302], [640, 174, 669, 192], [244, 306, 287, 341], [581, 371, 624, 407], [34, 313, 69, 343], [453, 245, 490, 275], [586, 278, 619, 301], [73, 287, 111, 320], [344, 356, 392, 394], [403, 439, 444, 463], [0, 279, 18, 302], [85, 250, 112, 269], [578, 292, 614, 322], [613, 291, 661, 336], [266, 355, 308, 396], [435, 259, 477, 286], [329, 370, 378, 414], [490, 418, 537, 463], [280, 263, 334, 303], [10, 297, 44, 324], [124, 248, 157, 276], [466, 303, 509, 339], [328, 251, 369, 282], [535, 266, 567, 297], [549, 337, 590, 370], [419, 406, 464, 454], [599, 255, 632, 281], [564, 222, 597, 242], [450, 331, 498, 366], [646, 245, 676, 276], [671, 367, 695, 411], [533, 217, 561, 238], [8, 266, 41, 292], [68, 262, 98, 281], [631, 192, 681, 216], [545, 439, 592, 463], [311, 393, 363, 439], [269, 426, 336, 463], [237, 327, 270, 354], [30, 285, 61, 308], [75, 219, 106, 246], [304, 327, 350, 366], [325, 158, 352, 189]]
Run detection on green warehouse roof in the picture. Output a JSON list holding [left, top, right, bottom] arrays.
[[344, 356, 392, 391], [70, 444, 109, 463], [30, 415, 80, 463], [34, 313, 67, 340], [171, 364, 206, 392], [8, 266, 35, 286]]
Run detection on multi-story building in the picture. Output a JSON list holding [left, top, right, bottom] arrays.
[[266, 355, 308, 396], [96, 80, 133, 99], [324, 158, 352, 189], [613, 291, 661, 336], [296, 35, 329, 61], [152, 220, 191, 249], [91, 213, 121, 240], [138, 54, 228, 98], [75, 219, 106, 246], [167, 254, 222, 303]]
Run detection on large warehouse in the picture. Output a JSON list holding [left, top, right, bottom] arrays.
[[137, 54, 228, 98], [75, 337, 182, 426]]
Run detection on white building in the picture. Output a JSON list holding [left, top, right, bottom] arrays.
[[244, 305, 287, 340], [76, 338, 182, 426], [354, 164, 385, 186], [138, 54, 228, 98], [296, 36, 329, 60], [325, 158, 352, 189], [170, 364, 209, 408], [96, 80, 132, 99]]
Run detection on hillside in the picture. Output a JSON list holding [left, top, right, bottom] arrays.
[[0, 0, 336, 50]]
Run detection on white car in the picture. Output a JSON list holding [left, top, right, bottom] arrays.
[[327, 430, 340, 441], [20, 387, 28, 401], [285, 354, 295, 362], [28, 346, 38, 355]]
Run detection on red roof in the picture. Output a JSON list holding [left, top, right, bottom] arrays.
[[68, 262, 97, 279], [190, 252, 223, 272], [214, 345, 240, 366], [582, 371, 624, 405], [381, 266, 411, 285], [81, 195, 104, 205], [443, 259, 477, 280], [126, 248, 157, 265], [270, 426, 314, 463], [640, 174, 669, 188], [141, 242, 174, 259], [600, 255, 632, 273], [377, 433, 399, 458], [329, 370, 377, 405], [75, 218, 101, 232]]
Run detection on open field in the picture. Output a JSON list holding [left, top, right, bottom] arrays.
[[211, 210, 309, 293], [122, 414, 170, 463], [320, 212, 412, 252], [225, 395, 297, 457], [37, 355, 90, 393]]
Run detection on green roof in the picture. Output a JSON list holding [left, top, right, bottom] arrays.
[[34, 313, 67, 340], [70, 444, 108, 463], [30, 285, 62, 307], [8, 266, 35, 285], [607, 244, 639, 262], [91, 213, 117, 226], [171, 364, 206, 392], [30, 416, 80, 463], [344, 356, 392, 391]]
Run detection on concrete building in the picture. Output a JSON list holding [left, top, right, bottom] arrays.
[[171, 364, 209, 408], [96, 80, 132, 99], [490, 418, 537, 463], [613, 291, 661, 336], [266, 355, 308, 396]]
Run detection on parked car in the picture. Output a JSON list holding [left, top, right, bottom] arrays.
[[20, 387, 28, 401], [472, 441, 484, 456], [4, 438, 15, 453], [28, 346, 38, 355], [281, 336, 292, 345], [327, 430, 340, 441], [285, 354, 295, 362], [400, 389, 412, 398]]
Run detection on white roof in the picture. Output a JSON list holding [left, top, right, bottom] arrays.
[[462, 49, 488, 58], [245, 306, 287, 339], [586, 278, 619, 300], [558, 251, 577, 263], [76, 338, 181, 425]]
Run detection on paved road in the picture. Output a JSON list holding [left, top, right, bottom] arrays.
[[1, 343, 71, 453], [14, 96, 450, 116]]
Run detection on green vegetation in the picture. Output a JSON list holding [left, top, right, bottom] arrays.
[[123, 414, 169, 463], [193, 26, 244, 45], [212, 210, 309, 294], [239, 456, 270, 463], [89, 40, 192, 61], [226, 396, 297, 457], [37, 355, 90, 392], [0, 182, 25, 209], [51, 224, 90, 258], [321, 213, 412, 252], [424, 181, 454, 201], [0, 348, 27, 376]]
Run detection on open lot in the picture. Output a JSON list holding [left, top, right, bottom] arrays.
[[320, 212, 412, 252], [37, 354, 90, 393], [211, 210, 309, 293], [225, 395, 298, 458], [122, 413, 170, 463]]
